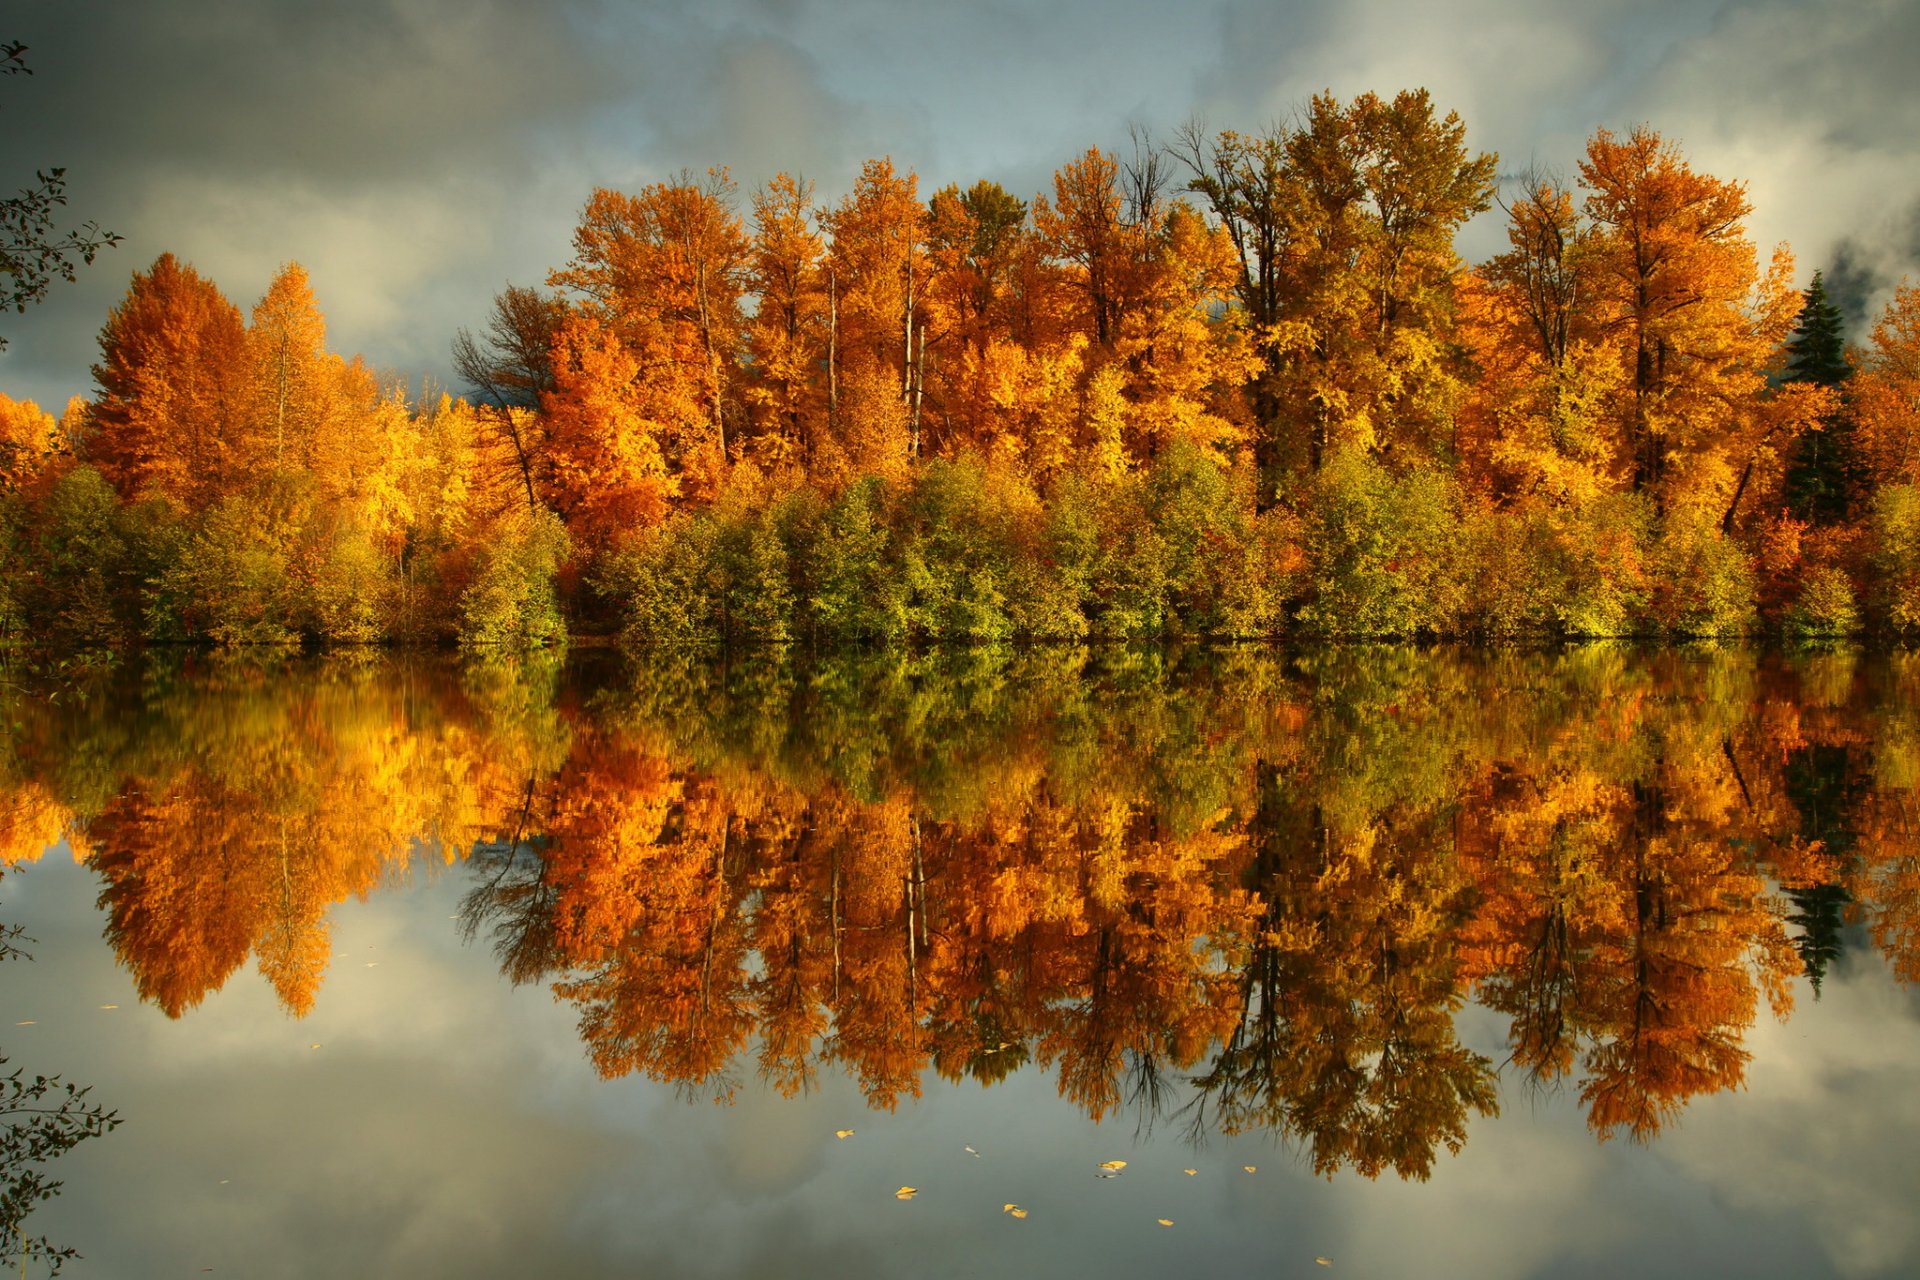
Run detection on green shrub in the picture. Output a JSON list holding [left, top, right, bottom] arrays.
[[1297, 447, 1463, 637], [1646, 507, 1756, 636], [458, 507, 569, 649], [1784, 564, 1861, 640], [1867, 484, 1920, 636]]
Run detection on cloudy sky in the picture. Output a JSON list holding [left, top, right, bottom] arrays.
[[4, 0, 1918, 413]]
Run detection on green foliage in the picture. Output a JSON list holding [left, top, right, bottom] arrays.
[[797, 476, 907, 644], [1147, 440, 1288, 638], [1076, 475, 1170, 640], [898, 458, 1017, 645], [1, 1054, 120, 1276], [458, 507, 570, 649], [1, 466, 179, 648], [1784, 565, 1861, 641], [1297, 447, 1463, 637], [1645, 507, 1756, 636], [158, 489, 300, 645], [1866, 484, 1920, 636], [615, 498, 798, 651], [302, 521, 392, 645]]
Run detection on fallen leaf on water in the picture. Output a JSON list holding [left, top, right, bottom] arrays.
[[309, 1044, 321, 1050], [895, 1186, 917, 1200], [1098, 1160, 1127, 1171], [1183, 1168, 1196, 1176], [1009, 1208, 1028, 1219], [1316, 1259, 1332, 1267], [99, 1004, 118, 1010], [1158, 1219, 1174, 1227], [835, 1129, 855, 1139], [1243, 1165, 1257, 1173], [964, 1146, 979, 1156], [15, 1021, 34, 1027]]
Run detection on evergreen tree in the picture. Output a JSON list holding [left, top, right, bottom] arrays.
[[1781, 271, 1861, 523]]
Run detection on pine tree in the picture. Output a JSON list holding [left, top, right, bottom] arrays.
[[1781, 271, 1860, 523]]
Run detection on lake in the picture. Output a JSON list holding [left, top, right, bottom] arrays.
[[3, 644, 1918, 1278]]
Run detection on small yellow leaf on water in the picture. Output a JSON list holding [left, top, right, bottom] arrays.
[[835, 1129, 855, 1139], [895, 1186, 917, 1200], [1243, 1165, 1257, 1173], [15, 1021, 34, 1027], [965, 1146, 979, 1156], [1183, 1168, 1197, 1176], [1003, 1203, 1019, 1212], [1009, 1208, 1028, 1219], [1098, 1160, 1127, 1171], [99, 1004, 118, 1010], [1158, 1219, 1174, 1227], [1316, 1259, 1332, 1267], [309, 1043, 321, 1050]]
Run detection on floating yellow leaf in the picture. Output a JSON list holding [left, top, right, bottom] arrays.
[[1009, 1208, 1028, 1219], [895, 1186, 917, 1200], [309, 1043, 321, 1050], [98, 1004, 118, 1010], [1098, 1160, 1127, 1171], [964, 1146, 979, 1156], [14, 1021, 34, 1027], [835, 1129, 855, 1139], [1158, 1219, 1174, 1227], [1315, 1259, 1332, 1267], [1243, 1165, 1257, 1173], [1183, 1168, 1197, 1176], [1003, 1203, 1019, 1212]]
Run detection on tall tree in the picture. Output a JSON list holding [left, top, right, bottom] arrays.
[[1778, 271, 1859, 523], [550, 171, 749, 490], [85, 253, 248, 509], [743, 173, 827, 463], [452, 283, 567, 512], [1577, 126, 1802, 513]]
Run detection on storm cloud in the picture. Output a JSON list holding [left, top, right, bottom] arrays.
[[3, 0, 1916, 411]]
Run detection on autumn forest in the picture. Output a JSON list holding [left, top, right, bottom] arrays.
[[5, 89, 1920, 649], [4, 645, 1918, 1178]]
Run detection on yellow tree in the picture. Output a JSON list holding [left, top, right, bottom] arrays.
[[1853, 282, 1920, 488], [0, 392, 64, 493], [823, 158, 928, 466], [743, 173, 827, 464], [1578, 127, 1807, 517]]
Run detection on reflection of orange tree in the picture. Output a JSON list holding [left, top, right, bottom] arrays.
[[542, 735, 756, 1099], [59, 661, 551, 1016], [1190, 769, 1497, 1180], [1462, 736, 1802, 1142]]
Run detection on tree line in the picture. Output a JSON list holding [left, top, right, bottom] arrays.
[[4, 89, 1919, 648]]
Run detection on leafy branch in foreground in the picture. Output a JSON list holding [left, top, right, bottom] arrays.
[[1, 40, 122, 351], [1, 905, 120, 1276], [1, 1058, 119, 1276]]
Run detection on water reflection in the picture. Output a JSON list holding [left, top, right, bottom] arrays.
[[5, 645, 1917, 1180]]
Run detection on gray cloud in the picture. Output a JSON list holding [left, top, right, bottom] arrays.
[[4, 0, 1918, 412]]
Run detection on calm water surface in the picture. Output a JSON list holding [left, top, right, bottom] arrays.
[[2, 645, 1917, 1278]]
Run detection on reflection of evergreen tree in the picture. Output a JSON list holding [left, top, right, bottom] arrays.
[[1783, 743, 1866, 992]]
